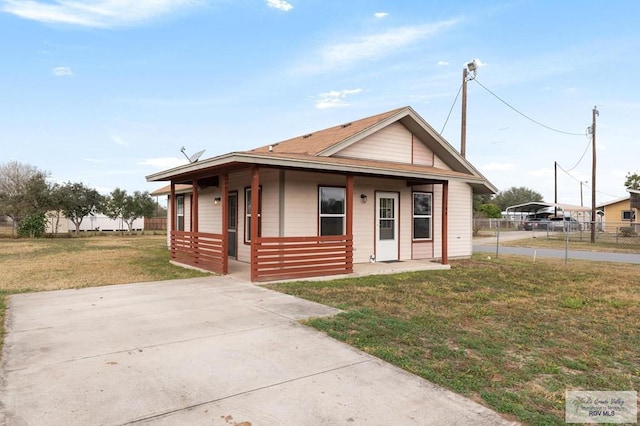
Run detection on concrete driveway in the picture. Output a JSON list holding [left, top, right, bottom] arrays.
[[1, 276, 516, 425]]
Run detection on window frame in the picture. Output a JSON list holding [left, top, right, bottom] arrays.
[[622, 210, 636, 221], [176, 194, 185, 231], [318, 186, 346, 236], [244, 186, 262, 243], [412, 191, 433, 241]]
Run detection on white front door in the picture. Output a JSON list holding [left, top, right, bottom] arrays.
[[375, 192, 399, 262]]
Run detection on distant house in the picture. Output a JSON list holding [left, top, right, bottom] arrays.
[[45, 213, 144, 234], [147, 106, 496, 282], [597, 190, 639, 232]]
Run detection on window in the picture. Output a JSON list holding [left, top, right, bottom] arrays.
[[244, 187, 261, 242], [622, 210, 636, 221], [319, 187, 345, 236], [379, 197, 395, 240], [176, 195, 185, 231], [413, 192, 432, 239]]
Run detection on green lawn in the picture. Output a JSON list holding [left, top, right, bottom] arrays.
[[269, 255, 640, 426]]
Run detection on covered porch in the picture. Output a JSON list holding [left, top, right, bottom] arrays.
[[164, 163, 451, 282]]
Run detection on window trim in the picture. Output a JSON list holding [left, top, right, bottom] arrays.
[[244, 186, 262, 244], [318, 186, 346, 236], [412, 191, 433, 241], [176, 194, 185, 231], [622, 210, 636, 221]]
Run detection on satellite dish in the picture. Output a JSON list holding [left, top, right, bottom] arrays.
[[180, 147, 205, 163], [189, 150, 205, 163]]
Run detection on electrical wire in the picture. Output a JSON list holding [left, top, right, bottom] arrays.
[[473, 78, 585, 136], [440, 83, 463, 134], [563, 133, 592, 172]]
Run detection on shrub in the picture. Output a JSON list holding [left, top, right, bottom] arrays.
[[17, 213, 46, 238]]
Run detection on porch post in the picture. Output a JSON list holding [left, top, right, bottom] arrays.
[[250, 166, 260, 281], [441, 181, 449, 265], [345, 174, 354, 273], [192, 179, 199, 232], [221, 173, 229, 274], [192, 179, 199, 265], [170, 182, 176, 232]]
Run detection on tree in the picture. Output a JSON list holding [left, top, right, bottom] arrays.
[[478, 203, 502, 218], [103, 188, 155, 233], [0, 161, 52, 234], [59, 182, 103, 234], [624, 172, 640, 190], [491, 186, 543, 212], [473, 194, 493, 213]]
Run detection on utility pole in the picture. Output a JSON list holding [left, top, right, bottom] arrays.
[[590, 106, 599, 243], [460, 60, 477, 158]]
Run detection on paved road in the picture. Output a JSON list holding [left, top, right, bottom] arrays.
[[474, 244, 640, 264], [474, 230, 640, 264], [1, 276, 516, 426]]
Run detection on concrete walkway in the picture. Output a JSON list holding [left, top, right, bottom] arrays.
[[0, 276, 516, 426]]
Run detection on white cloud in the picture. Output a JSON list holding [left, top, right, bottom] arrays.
[[83, 158, 103, 163], [111, 135, 128, 146], [52, 66, 72, 77], [437, 60, 449, 66], [1, 0, 203, 28], [315, 88, 362, 109], [266, 0, 293, 12], [295, 19, 459, 74], [138, 157, 186, 169], [374, 12, 388, 19], [482, 162, 516, 171]]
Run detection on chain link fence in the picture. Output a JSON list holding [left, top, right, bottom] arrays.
[[474, 218, 640, 249]]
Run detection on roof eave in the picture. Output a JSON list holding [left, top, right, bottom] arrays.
[[146, 152, 494, 192]]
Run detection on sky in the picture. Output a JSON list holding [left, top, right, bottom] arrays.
[[1, 0, 638, 208]]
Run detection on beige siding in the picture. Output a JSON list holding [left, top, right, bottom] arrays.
[[446, 180, 473, 257], [412, 136, 434, 166], [433, 153, 451, 170], [412, 242, 433, 259], [283, 170, 345, 237], [334, 122, 412, 163], [259, 168, 281, 238], [198, 187, 221, 234]]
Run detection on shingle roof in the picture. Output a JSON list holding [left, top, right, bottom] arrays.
[[150, 184, 192, 196], [248, 107, 407, 155]]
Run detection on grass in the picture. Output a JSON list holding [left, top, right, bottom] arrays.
[[268, 255, 640, 426], [0, 234, 209, 354]]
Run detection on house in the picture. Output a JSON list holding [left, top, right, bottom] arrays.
[[597, 190, 639, 232], [146, 106, 497, 282], [45, 212, 144, 234]]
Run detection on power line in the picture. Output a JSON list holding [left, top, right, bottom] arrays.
[[557, 163, 627, 200], [473, 78, 585, 136], [564, 136, 591, 172], [440, 83, 462, 134]]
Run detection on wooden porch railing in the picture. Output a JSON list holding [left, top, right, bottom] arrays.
[[170, 231, 226, 274], [252, 235, 353, 282]]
